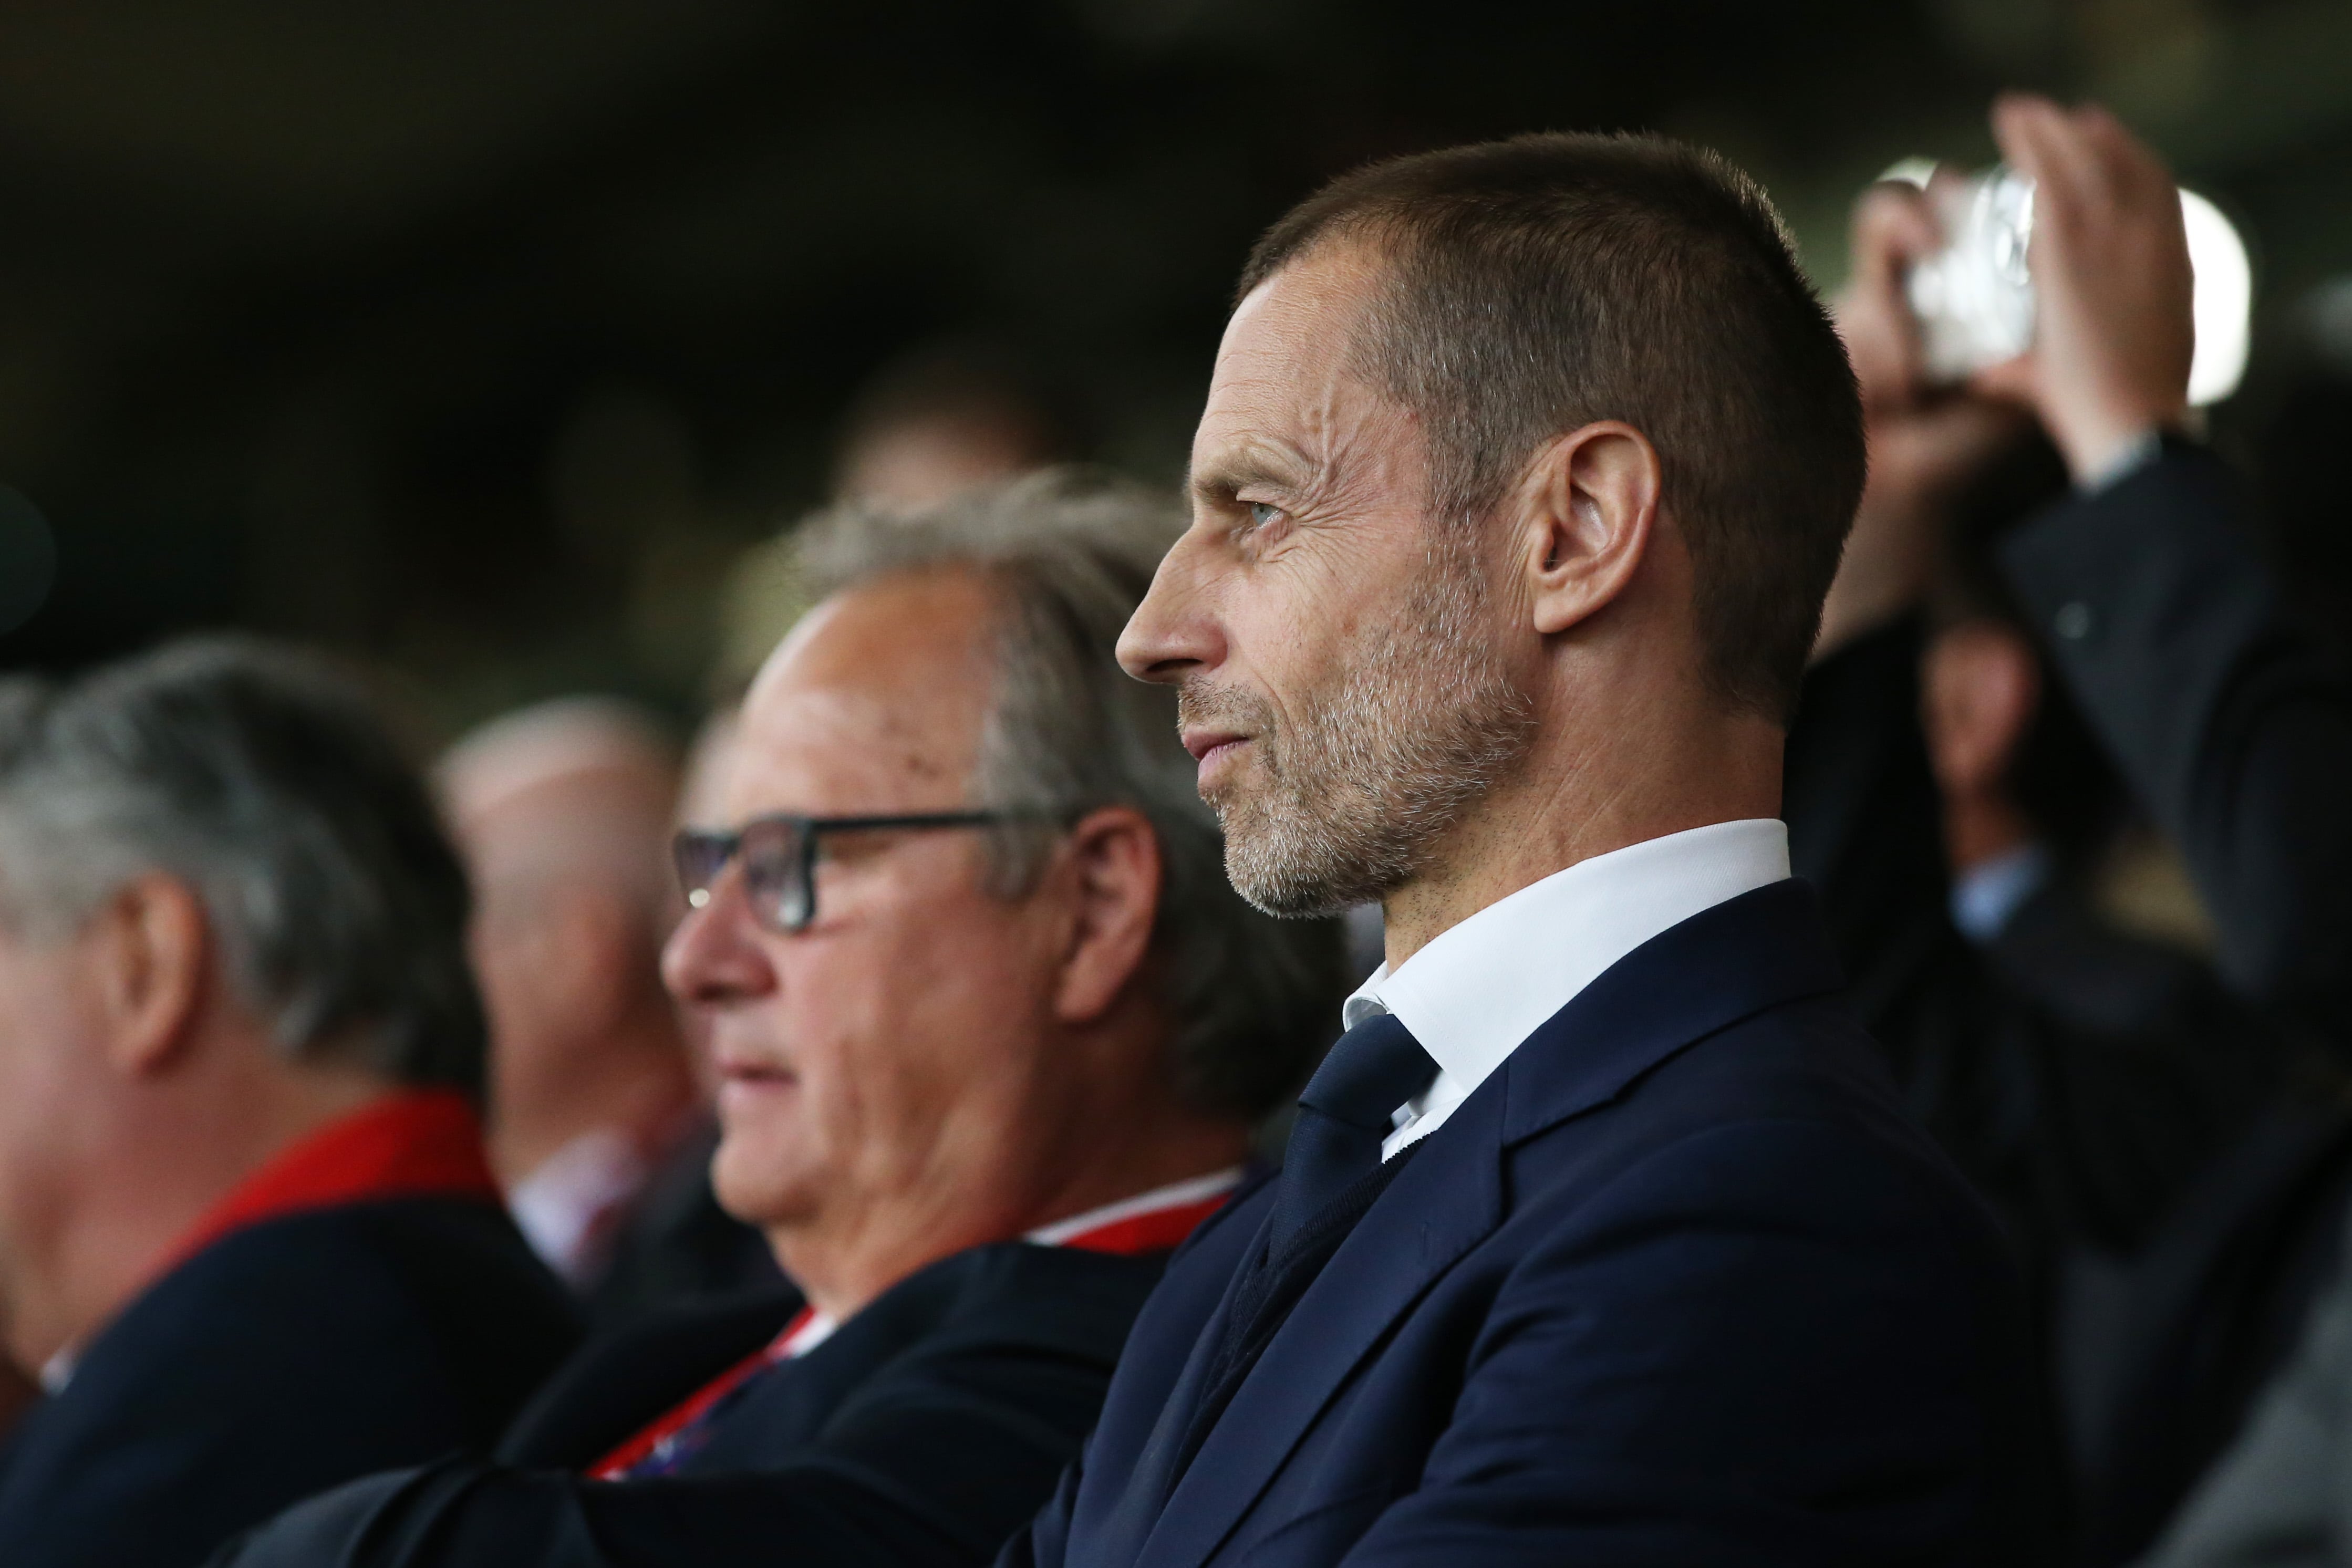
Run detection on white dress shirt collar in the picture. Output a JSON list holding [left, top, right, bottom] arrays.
[[1345, 818, 1791, 1158]]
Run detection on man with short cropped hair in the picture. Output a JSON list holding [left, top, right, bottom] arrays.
[[215, 471, 1346, 1568], [0, 639, 578, 1568], [1008, 132, 2035, 1567]]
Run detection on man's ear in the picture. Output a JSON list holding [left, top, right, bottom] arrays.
[[91, 874, 211, 1079], [1047, 805, 1163, 1027], [1514, 421, 1663, 637]]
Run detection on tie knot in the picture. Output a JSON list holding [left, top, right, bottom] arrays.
[[1300, 1012, 1437, 1133]]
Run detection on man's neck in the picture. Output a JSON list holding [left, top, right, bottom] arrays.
[[771, 1010, 1252, 1326], [774, 1127, 1251, 1323], [1382, 703, 1785, 967]]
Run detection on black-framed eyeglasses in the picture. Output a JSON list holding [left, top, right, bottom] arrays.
[[672, 811, 1043, 933]]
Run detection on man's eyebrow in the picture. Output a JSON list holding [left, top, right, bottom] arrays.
[[1188, 445, 1308, 503]]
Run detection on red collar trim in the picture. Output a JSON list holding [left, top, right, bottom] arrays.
[[1050, 1192, 1232, 1255], [168, 1089, 499, 1270]]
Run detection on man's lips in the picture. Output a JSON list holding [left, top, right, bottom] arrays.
[[712, 1053, 795, 1091], [1181, 730, 1250, 764]]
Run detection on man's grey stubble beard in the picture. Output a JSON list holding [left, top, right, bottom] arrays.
[[1184, 545, 1535, 919]]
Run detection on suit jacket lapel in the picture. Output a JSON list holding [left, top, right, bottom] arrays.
[[1126, 879, 1845, 1568], [1134, 1085, 1507, 1568], [1087, 1202, 1281, 1567]]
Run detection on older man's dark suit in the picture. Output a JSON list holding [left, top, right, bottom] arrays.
[[213, 1242, 1168, 1568], [1006, 879, 2035, 1567]]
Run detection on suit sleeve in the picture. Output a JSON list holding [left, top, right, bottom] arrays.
[[1332, 1118, 2044, 1566], [210, 1308, 1117, 1568], [2000, 445, 2352, 1039]]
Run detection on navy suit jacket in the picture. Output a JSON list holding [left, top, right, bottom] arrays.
[[0, 1196, 579, 1568], [1006, 879, 2040, 1567]]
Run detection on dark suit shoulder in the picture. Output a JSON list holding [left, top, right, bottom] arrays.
[[892, 1238, 1172, 1352], [686, 1243, 1167, 1478], [1516, 985, 2011, 1268], [0, 1197, 577, 1568], [1380, 1003, 2034, 1563]]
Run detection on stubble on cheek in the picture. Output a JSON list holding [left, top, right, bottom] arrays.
[[1186, 545, 1535, 918]]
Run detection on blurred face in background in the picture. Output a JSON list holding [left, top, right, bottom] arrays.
[[661, 569, 1092, 1304], [835, 411, 1054, 512], [1120, 246, 1533, 918], [439, 719, 688, 1187]]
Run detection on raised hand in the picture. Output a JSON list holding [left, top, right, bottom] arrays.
[[1818, 179, 2025, 657], [1976, 94, 2194, 483]]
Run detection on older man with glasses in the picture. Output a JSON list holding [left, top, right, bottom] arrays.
[[215, 470, 1346, 1568]]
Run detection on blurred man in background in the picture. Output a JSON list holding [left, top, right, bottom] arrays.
[[581, 703, 787, 1322], [709, 341, 1073, 708], [217, 471, 1346, 1568], [833, 340, 1068, 511], [437, 699, 703, 1297], [0, 639, 579, 1568], [1796, 94, 2352, 1563]]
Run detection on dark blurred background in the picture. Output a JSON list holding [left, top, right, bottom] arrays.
[[0, 0, 2346, 733]]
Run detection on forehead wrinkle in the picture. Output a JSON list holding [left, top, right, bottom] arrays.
[[1207, 254, 1423, 523], [731, 578, 998, 822], [726, 687, 936, 820]]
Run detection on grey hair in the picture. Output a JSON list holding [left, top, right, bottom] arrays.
[[0, 637, 485, 1094], [794, 467, 1348, 1121]]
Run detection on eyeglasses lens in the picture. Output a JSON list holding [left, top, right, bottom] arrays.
[[672, 829, 733, 910], [738, 818, 815, 931]]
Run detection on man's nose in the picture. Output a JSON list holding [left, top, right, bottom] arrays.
[[1116, 529, 1226, 684], [660, 877, 776, 1008]]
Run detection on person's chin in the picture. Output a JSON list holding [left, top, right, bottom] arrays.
[[710, 1133, 820, 1229], [1201, 755, 1278, 823]]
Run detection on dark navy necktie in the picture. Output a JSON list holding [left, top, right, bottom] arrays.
[[1270, 1011, 1438, 1249]]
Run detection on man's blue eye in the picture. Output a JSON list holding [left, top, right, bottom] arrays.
[[1249, 502, 1280, 528]]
